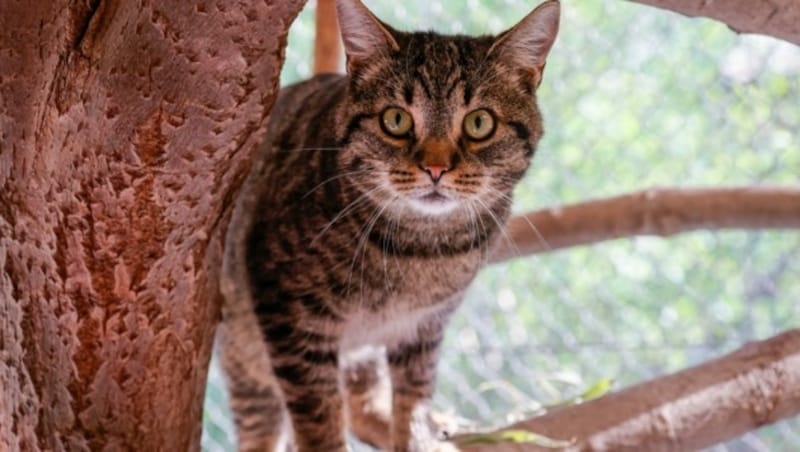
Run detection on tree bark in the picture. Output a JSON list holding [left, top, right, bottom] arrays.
[[492, 186, 800, 263], [626, 0, 800, 46], [0, 0, 305, 450], [458, 329, 800, 451]]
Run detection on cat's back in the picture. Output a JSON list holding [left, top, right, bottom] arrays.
[[265, 73, 348, 153], [251, 73, 349, 211]]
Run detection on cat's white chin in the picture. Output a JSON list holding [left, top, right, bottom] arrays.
[[406, 195, 460, 216]]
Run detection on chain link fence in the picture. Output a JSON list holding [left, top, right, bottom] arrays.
[[202, 1, 800, 450]]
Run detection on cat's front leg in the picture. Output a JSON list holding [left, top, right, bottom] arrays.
[[263, 319, 346, 452], [387, 324, 450, 452], [218, 313, 289, 452]]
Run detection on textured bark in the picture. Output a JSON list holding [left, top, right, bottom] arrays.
[[627, 0, 800, 45], [314, 0, 343, 74], [458, 329, 800, 451], [0, 0, 305, 450], [492, 186, 800, 263]]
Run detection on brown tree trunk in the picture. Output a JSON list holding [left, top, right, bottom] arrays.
[[0, 1, 305, 450]]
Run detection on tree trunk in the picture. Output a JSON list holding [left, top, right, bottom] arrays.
[[0, 0, 305, 450]]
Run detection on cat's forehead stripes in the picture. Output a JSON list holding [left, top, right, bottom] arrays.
[[400, 33, 489, 105], [350, 32, 496, 112]]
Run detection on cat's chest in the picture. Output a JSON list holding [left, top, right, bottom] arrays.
[[339, 298, 456, 351], [338, 254, 482, 350], [373, 251, 484, 299]]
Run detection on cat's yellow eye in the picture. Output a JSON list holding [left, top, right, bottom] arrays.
[[380, 107, 413, 138], [463, 109, 496, 141]]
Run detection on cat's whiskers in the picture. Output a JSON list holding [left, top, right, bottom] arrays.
[[310, 186, 383, 246], [464, 201, 482, 257], [467, 199, 491, 252], [374, 198, 406, 301], [344, 202, 381, 298], [380, 209, 393, 296], [388, 208, 407, 288], [468, 200, 494, 268], [346, 197, 397, 308], [302, 169, 373, 199], [469, 199, 497, 268], [485, 186, 553, 253], [473, 195, 522, 260]]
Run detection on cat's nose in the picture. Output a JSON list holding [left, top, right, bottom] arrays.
[[420, 164, 449, 183]]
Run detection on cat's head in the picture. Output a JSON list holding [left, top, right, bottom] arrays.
[[336, 0, 559, 220]]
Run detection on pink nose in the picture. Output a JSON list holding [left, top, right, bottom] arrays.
[[422, 165, 448, 183]]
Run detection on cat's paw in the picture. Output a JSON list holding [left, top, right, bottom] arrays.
[[407, 411, 463, 452]]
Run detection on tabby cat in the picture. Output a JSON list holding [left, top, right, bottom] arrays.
[[220, 0, 560, 450]]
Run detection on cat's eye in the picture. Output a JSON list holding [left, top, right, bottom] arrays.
[[380, 107, 414, 138], [463, 109, 496, 141]]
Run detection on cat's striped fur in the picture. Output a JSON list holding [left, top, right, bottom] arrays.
[[220, 0, 559, 450]]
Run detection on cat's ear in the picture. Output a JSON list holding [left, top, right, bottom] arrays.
[[489, 0, 560, 87], [336, 0, 400, 72]]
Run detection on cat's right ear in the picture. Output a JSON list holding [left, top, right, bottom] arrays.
[[336, 0, 399, 73]]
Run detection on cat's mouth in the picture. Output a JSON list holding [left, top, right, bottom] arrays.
[[419, 191, 449, 203], [406, 190, 460, 216]]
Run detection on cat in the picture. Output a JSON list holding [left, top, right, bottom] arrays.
[[219, 0, 560, 450]]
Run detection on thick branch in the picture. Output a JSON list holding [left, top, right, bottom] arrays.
[[459, 329, 800, 451], [314, 0, 343, 74], [626, 0, 800, 45], [491, 186, 800, 263]]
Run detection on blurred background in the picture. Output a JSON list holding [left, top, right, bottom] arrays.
[[202, 0, 800, 450]]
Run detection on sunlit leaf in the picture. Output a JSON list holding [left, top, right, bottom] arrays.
[[456, 429, 575, 448], [578, 378, 613, 401]]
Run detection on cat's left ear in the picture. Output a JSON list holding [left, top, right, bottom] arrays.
[[336, 0, 400, 73], [489, 0, 560, 87]]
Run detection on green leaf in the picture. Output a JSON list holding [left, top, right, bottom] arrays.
[[542, 378, 615, 411], [578, 378, 613, 402], [456, 429, 575, 448]]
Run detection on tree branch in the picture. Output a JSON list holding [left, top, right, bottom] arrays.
[[458, 329, 800, 451], [491, 186, 800, 263], [314, 0, 342, 74], [625, 0, 800, 46]]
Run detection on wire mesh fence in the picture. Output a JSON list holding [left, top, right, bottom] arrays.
[[203, 0, 800, 450]]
